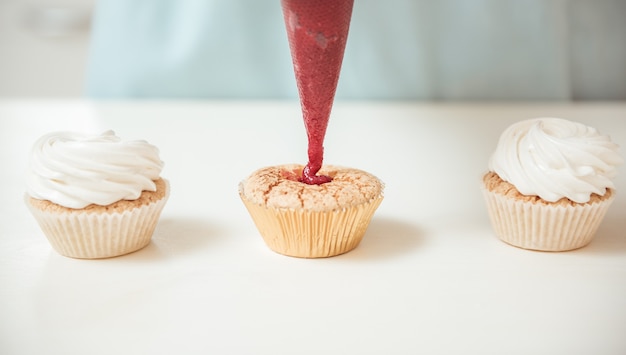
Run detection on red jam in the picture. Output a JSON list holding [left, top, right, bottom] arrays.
[[281, 0, 354, 185]]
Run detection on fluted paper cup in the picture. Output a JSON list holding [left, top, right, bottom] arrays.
[[482, 186, 614, 251], [240, 187, 383, 258], [25, 181, 169, 259]]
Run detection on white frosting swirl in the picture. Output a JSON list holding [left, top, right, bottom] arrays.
[[27, 130, 164, 209], [489, 118, 623, 203]]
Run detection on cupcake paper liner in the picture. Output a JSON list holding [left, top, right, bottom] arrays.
[[240, 190, 383, 258], [26, 183, 169, 259], [482, 187, 614, 251]]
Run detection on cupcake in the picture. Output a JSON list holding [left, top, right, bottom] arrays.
[[25, 130, 169, 259], [239, 164, 384, 258], [482, 118, 623, 251]]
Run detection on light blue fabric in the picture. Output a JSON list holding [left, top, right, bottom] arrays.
[[85, 0, 626, 100]]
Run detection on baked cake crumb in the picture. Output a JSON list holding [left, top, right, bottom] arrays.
[[483, 171, 611, 206], [241, 164, 383, 211], [28, 178, 168, 214]]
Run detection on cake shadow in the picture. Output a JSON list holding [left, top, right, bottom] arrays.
[[342, 216, 423, 260], [123, 216, 224, 261], [573, 215, 626, 255]]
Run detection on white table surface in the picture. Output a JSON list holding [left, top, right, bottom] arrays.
[[1, 100, 625, 355]]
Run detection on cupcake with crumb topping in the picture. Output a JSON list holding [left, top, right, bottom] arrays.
[[483, 118, 622, 251], [239, 164, 383, 258], [25, 131, 169, 259]]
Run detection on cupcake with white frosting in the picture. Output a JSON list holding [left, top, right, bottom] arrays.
[[25, 130, 169, 259], [483, 118, 622, 251]]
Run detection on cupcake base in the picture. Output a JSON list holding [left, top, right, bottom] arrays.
[[26, 179, 170, 259], [482, 173, 614, 251], [240, 192, 383, 258]]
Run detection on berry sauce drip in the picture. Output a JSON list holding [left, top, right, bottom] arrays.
[[281, 0, 354, 185]]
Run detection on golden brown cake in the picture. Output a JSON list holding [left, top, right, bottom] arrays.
[[239, 164, 384, 258]]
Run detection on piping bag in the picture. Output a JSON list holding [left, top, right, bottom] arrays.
[[281, 0, 354, 185]]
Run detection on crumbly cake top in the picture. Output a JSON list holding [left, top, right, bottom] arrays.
[[240, 164, 383, 211], [483, 171, 612, 206], [28, 178, 168, 214]]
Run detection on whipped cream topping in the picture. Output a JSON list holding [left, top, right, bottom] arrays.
[[489, 118, 623, 203], [27, 130, 164, 209]]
